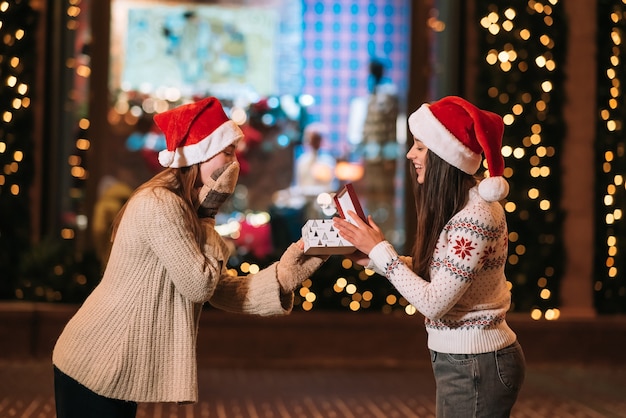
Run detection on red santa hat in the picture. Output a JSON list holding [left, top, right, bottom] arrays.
[[154, 97, 244, 168], [408, 96, 509, 202]]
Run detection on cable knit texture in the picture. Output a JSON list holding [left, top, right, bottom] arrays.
[[52, 187, 291, 403], [368, 187, 516, 354]]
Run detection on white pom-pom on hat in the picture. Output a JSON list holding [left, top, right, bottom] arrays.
[[478, 176, 509, 202]]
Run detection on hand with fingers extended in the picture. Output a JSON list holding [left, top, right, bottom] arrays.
[[332, 211, 386, 256], [276, 240, 328, 293]]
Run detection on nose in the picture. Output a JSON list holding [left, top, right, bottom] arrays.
[[406, 146, 414, 160]]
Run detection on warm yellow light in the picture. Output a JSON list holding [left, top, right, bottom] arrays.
[[536, 101, 547, 111], [335, 161, 364, 182], [607, 68, 616, 79], [61, 228, 75, 239], [611, 29, 622, 46], [520, 29, 530, 40], [504, 201, 516, 212], [607, 236, 616, 246], [541, 81, 553, 92], [545, 309, 560, 320], [76, 65, 91, 78], [535, 56, 546, 67], [76, 138, 90, 150], [531, 309, 542, 320]]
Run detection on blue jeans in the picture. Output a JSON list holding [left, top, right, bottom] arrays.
[[54, 366, 137, 418], [430, 341, 525, 418]]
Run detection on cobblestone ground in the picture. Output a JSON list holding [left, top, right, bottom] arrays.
[[1, 361, 625, 418]]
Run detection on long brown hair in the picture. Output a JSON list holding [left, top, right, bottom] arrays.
[[411, 150, 476, 280], [110, 165, 206, 246]]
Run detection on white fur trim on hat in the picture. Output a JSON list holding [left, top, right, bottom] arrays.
[[158, 120, 243, 168], [408, 104, 482, 174]]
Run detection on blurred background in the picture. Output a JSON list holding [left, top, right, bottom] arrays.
[[0, 0, 624, 348], [2, 2, 626, 416]]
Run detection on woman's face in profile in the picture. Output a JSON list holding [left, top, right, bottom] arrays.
[[406, 138, 428, 184]]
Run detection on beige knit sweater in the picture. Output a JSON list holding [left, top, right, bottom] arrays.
[[52, 187, 292, 403]]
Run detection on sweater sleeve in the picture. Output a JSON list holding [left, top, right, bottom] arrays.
[[369, 208, 496, 320], [209, 262, 293, 316], [133, 188, 223, 303]]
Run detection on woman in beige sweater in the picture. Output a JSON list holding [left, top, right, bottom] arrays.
[[52, 97, 325, 418]]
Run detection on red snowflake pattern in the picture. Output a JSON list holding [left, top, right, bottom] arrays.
[[453, 237, 476, 259], [480, 246, 496, 265]]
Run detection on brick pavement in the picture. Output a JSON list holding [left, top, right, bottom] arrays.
[[1, 361, 625, 418]]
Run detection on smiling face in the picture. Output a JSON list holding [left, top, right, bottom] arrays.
[[406, 138, 428, 184]]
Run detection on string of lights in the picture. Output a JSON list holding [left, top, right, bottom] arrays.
[[475, 0, 566, 319], [0, 0, 37, 299], [595, 0, 626, 314]]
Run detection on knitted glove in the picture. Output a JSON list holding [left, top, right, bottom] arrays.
[[198, 161, 240, 218], [276, 240, 327, 293]]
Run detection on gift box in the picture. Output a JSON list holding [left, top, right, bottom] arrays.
[[301, 183, 366, 255], [301, 219, 356, 255], [333, 183, 367, 225]]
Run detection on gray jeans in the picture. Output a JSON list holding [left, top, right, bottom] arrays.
[[430, 341, 525, 418]]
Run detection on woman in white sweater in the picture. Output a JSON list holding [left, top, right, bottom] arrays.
[[53, 97, 325, 418], [334, 96, 525, 417]]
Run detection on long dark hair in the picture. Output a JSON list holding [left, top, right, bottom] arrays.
[[411, 150, 476, 280], [111, 165, 206, 246]]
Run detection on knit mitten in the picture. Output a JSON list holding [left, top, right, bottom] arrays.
[[198, 161, 240, 218], [276, 240, 327, 293]]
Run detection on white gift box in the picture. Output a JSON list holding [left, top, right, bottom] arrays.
[[301, 219, 356, 255]]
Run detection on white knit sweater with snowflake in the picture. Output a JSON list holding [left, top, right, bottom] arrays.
[[368, 187, 517, 354], [53, 187, 291, 403]]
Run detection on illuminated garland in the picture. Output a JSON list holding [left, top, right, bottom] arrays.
[[0, 1, 37, 298], [475, 0, 566, 318], [595, 0, 626, 313]]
